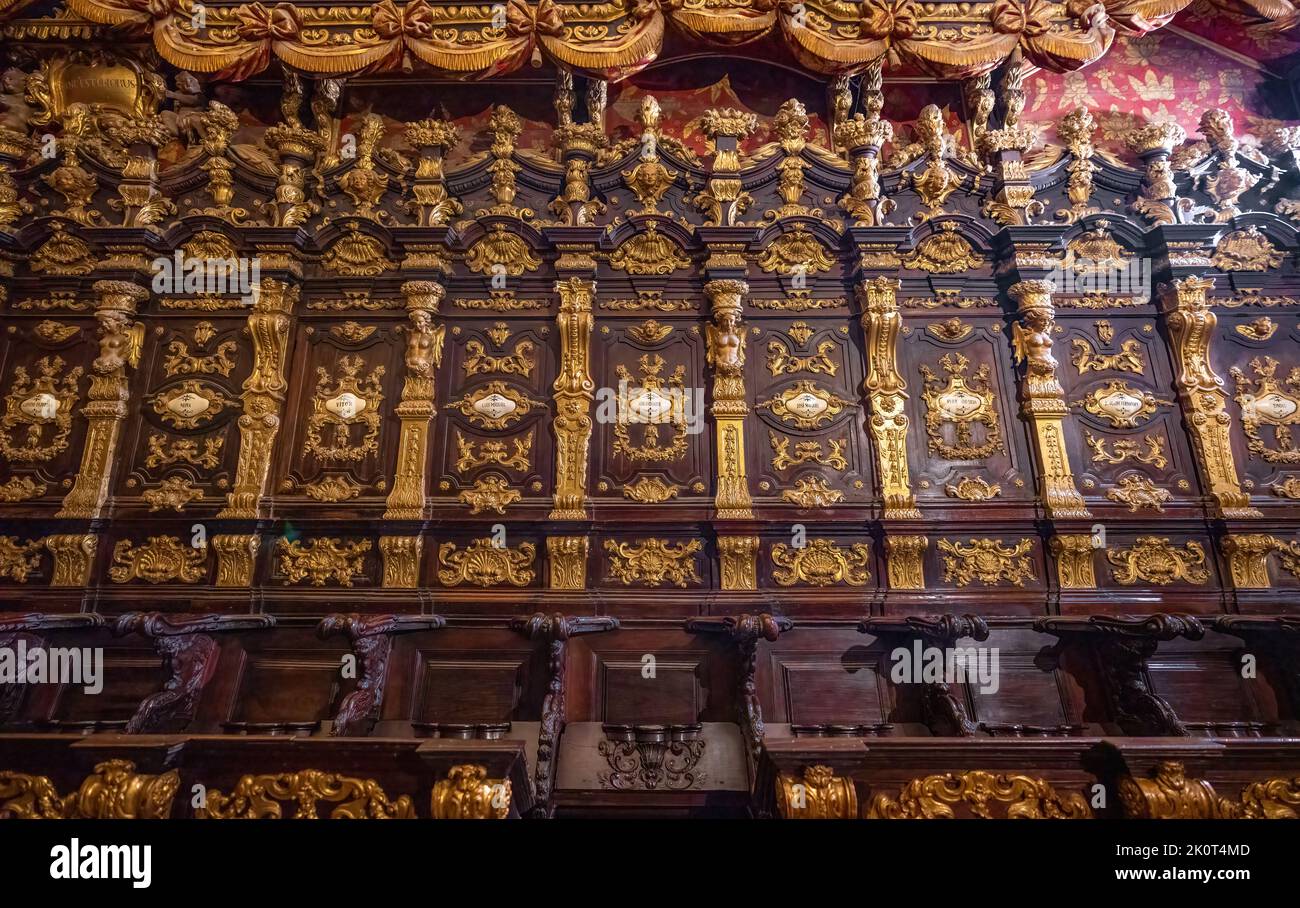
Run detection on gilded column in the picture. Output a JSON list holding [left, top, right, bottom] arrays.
[[859, 278, 920, 519], [550, 277, 596, 519], [1007, 280, 1091, 519], [57, 280, 147, 519], [706, 279, 754, 519], [380, 281, 444, 587], [214, 277, 296, 588], [1158, 276, 1258, 518]]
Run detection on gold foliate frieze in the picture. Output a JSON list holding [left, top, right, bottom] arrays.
[[1106, 536, 1209, 586], [771, 538, 870, 587], [769, 430, 847, 472], [868, 771, 1091, 820], [438, 539, 536, 588], [1072, 380, 1172, 428], [430, 765, 510, 820], [455, 431, 532, 474], [547, 536, 589, 590], [463, 339, 536, 377], [781, 476, 844, 508], [938, 538, 1035, 587], [197, 771, 414, 820], [108, 536, 206, 584], [1105, 474, 1173, 512], [0, 537, 43, 583], [605, 538, 702, 588], [458, 475, 521, 515], [277, 538, 371, 587], [623, 476, 680, 503]]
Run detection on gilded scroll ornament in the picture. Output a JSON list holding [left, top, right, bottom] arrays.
[[458, 475, 521, 515], [1086, 432, 1168, 469], [141, 477, 204, 512], [551, 277, 596, 519], [109, 536, 206, 584], [1106, 536, 1209, 585], [623, 476, 680, 503], [438, 539, 536, 587], [1223, 534, 1280, 589], [867, 771, 1091, 819], [769, 430, 847, 472], [718, 536, 759, 591], [605, 538, 702, 588], [0, 356, 82, 462], [920, 353, 1003, 460], [758, 381, 853, 430], [614, 354, 689, 463], [430, 765, 510, 820], [771, 538, 870, 587], [30, 225, 94, 275], [610, 221, 692, 276], [464, 339, 536, 377], [1274, 477, 1300, 499], [1105, 474, 1173, 512], [547, 536, 589, 590], [781, 477, 844, 508], [147, 433, 223, 470], [0, 770, 67, 818], [1230, 356, 1300, 464], [277, 538, 371, 587], [0, 537, 42, 583], [197, 770, 415, 819], [163, 323, 237, 376], [1073, 380, 1172, 428], [776, 765, 858, 820], [304, 355, 385, 463], [455, 431, 532, 474], [944, 476, 1001, 501], [1118, 762, 1223, 819], [938, 538, 1035, 587], [766, 338, 837, 377], [213, 534, 260, 588], [449, 382, 545, 431], [756, 225, 834, 275], [1159, 277, 1257, 517], [1070, 337, 1145, 375]]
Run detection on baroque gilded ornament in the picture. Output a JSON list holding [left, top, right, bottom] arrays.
[[449, 382, 545, 431], [920, 353, 1003, 460], [109, 536, 206, 584], [304, 356, 385, 463], [609, 221, 691, 275], [614, 354, 690, 463], [438, 539, 536, 588], [781, 477, 845, 508], [758, 381, 854, 430], [277, 538, 372, 587], [1231, 356, 1300, 464], [771, 538, 870, 587], [1073, 380, 1172, 428], [903, 222, 980, 273], [605, 539, 702, 588], [0, 356, 82, 462], [756, 225, 835, 275], [1106, 474, 1174, 512], [938, 538, 1036, 587], [1106, 536, 1210, 586]]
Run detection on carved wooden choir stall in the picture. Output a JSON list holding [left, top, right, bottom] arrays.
[[3, 0, 1300, 819]]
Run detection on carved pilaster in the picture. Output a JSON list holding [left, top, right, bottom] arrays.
[[705, 279, 754, 519], [547, 536, 588, 589], [1223, 533, 1278, 589], [212, 534, 260, 587], [1008, 280, 1090, 519], [859, 278, 920, 518], [776, 765, 859, 819], [1050, 534, 1097, 589], [379, 536, 424, 588], [385, 281, 445, 519], [549, 278, 595, 519], [45, 534, 97, 587], [885, 535, 927, 589], [404, 119, 462, 226], [219, 279, 297, 519], [718, 536, 759, 590], [1158, 277, 1258, 518], [58, 281, 146, 519]]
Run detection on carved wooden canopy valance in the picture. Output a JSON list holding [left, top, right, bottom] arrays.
[[0, 0, 1292, 83]]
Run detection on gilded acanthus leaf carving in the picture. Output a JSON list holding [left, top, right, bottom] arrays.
[[463, 339, 536, 377], [1230, 356, 1300, 464], [938, 538, 1036, 587], [766, 339, 837, 377], [447, 382, 545, 431], [605, 539, 701, 588], [277, 538, 372, 587], [1106, 536, 1209, 586], [0, 536, 43, 583], [109, 536, 206, 584], [920, 353, 1003, 460], [769, 430, 847, 472], [1070, 337, 1145, 375], [1086, 433, 1168, 469], [780, 476, 844, 508], [457, 475, 521, 515], [455, 431, 532, 474], [1105, 474, 1173, 512]]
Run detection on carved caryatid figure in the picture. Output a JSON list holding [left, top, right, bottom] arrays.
[[705, 310, 745, 378], [1012, 306, 1058, 381], [405, 309, 444, 378]]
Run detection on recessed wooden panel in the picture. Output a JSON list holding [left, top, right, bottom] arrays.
[[49, 651, 165, 723], [600, 659, 700, 724], [228, 650, 346, 723], [412, 657, 523, 724], [1148, 653, 1264, 723], [777, 657, 885, 725]]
